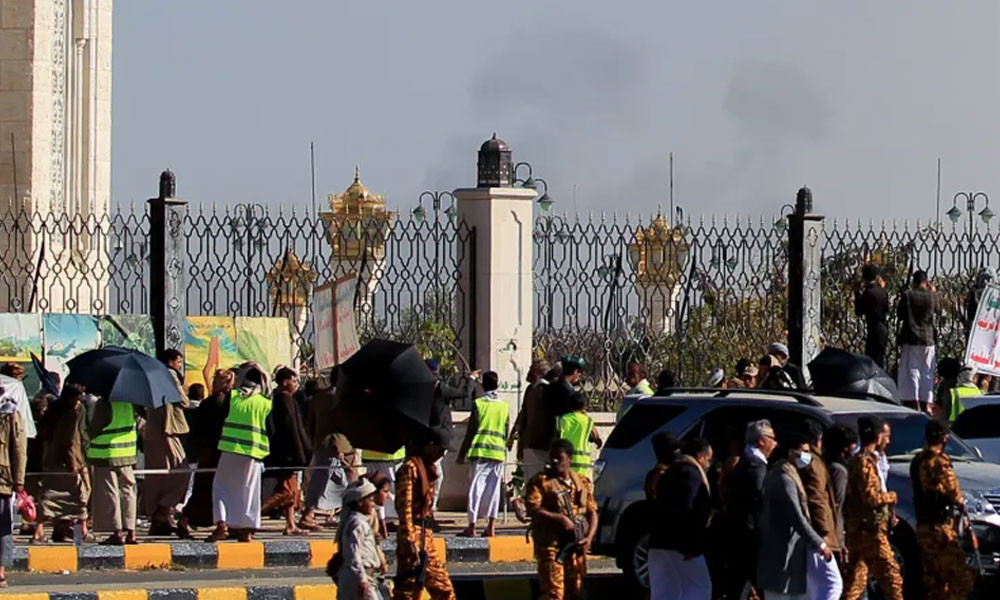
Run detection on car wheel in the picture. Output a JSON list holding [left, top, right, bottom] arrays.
[[615, 502, 652, 593], [631, 533, 651, 589]]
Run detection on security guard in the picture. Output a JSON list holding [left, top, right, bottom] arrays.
[[208, 364, 271, 543], [457, 371, 508, 537], [87, 397, 138, 545], [910, 420, 974, 600], [524, 438, 598, 600], [842, 416, 903, 600], [556, 394, 602, 477], [945, 366, 981, 422], [362, 446, 405, 523]]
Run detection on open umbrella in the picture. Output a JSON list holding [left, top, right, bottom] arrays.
[[330, 339, 437, 453], [66, 346, 183, 408], [807, 347, 900, 404], [30, 352, 58, 395]]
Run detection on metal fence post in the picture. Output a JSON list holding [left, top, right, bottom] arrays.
[[787, 186, 825, 368], [148, 170, 188, 357]]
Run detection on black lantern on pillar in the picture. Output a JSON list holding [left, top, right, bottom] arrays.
[[477, 133, 512, 188]]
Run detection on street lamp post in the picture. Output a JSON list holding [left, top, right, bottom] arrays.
[[947, 191, 994, 237], [513, 162, 554, 212]]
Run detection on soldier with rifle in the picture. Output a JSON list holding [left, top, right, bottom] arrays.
[[910, 419, 975, 600]]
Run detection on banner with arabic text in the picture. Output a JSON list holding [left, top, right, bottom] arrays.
[[965, 284, 1000, 375]]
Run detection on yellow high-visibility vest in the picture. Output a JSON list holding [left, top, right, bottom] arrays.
[[467, 395, 509, 462], [362, 447, 405, 462], [218, 390, 272, 460], [87, 402, 137, 461], [558, 411, 595, 475], [949, 385, 981, 422]]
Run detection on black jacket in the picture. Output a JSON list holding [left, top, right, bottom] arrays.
[[429, 375, 479, 437], [544, 379, 581, 418], [726, 453, 768, 538], [855, 284, 890, 329], [266, 391, 313, 472], [649, 459, 712, 556]]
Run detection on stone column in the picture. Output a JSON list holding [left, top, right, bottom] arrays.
[[453, 186, 537, 416], [149, 170, 187, 357], [787, 186, 824, 370]]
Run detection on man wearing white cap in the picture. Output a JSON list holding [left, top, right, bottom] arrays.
[[768, 342, 807, 390], [334, 479, 384, 600]]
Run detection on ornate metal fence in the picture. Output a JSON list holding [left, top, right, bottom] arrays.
[[4, 201, 997, 408], [533, 214, 1000, 410], [821, 219, 999, 371], [0, 204, 474, 373], [532, 213, 789, 410]]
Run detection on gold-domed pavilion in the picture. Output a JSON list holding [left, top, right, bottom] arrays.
[[627, 214, 689, 334], [319, 166, 395, 262], [318, 167, 394, 312]]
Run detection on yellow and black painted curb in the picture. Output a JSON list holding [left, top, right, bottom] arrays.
[[12, 536, 537, 573], [2, 579, 538, 600]]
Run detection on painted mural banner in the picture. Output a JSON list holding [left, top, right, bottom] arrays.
[[333, 275, 360, 364], [43, 314, 101, 380], [313, 282, 335, 371], [184, 316, 239, 390], [0, 313, 42, 362], [966, 284, 1000, 376], [236, 316, 293, 376], [100, 314, 155, 355]]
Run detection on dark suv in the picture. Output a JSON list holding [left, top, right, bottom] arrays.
[[592, 389, 1000, 595]]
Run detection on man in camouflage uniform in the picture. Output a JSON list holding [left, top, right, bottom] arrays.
[[524, 439, 598, 600], [910, 420, 975, 600], [393, 429, 456, 600], [842, 416, 903, 600]]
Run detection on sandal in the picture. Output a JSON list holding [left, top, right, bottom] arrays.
[[99, 534, 125, 546], [0, 576, 7, 588], [282, 528, 309, 536], [297, 519, 322, 532]]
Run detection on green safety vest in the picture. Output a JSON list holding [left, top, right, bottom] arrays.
[[218, 390, 272, 460], [949, 385, 981, 422], [467, 395, 509, 462], [362, 447, 405, 462], [558, 411, 595, 475], [87, 401, 137, 461]]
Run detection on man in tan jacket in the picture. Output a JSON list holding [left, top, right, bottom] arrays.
[[145, 349, 191, 538], [799, 422, 843, 600], [0, 385, 27, 588]]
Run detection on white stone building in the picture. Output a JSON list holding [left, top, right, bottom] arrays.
[[0, 0, 113, 312]]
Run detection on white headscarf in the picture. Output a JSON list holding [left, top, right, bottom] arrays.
[[0, 374, 36, 438], [234, 362, 269, 397]]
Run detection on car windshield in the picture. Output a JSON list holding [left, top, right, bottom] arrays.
[[833, 412, 980, 462]]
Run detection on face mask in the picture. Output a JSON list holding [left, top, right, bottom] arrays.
[[850, 445, 861, 457], [794, 451, 813, 469]]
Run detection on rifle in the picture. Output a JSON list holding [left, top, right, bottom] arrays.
[[957, 505, 985, 577]]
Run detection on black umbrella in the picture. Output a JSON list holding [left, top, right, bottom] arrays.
[[330, 339, 437, 453], [66, 346, 183, 408], [30, 352, 58, 395], [807, 347, 900, 404]]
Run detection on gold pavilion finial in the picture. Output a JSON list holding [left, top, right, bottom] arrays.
[[354, 164, 361, 182]]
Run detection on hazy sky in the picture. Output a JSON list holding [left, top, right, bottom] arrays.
[[112, 1, 1000, 222]]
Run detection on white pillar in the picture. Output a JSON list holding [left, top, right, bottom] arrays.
[[453, 186, 537, 416]]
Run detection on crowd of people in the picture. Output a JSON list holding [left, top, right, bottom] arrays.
[[641, 415, 976, 600], [0, 263, 991, 599]]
